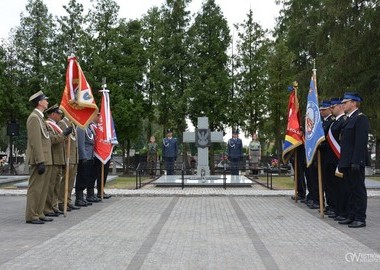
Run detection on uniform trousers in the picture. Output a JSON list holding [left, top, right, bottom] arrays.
[[342, 166, 367, 222], [25, 165, 52, 222], [58, 164, 77, 205], [44, 165, 62, 214]]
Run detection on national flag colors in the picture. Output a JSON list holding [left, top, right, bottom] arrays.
[[304, 70, 325, 167], [94, 90, 118, 164], [60, 56, 98, 128], [282, 82, 303, 163]]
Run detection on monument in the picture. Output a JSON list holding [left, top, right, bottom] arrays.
[[183, 117, 223, 177], [152, 116, 253, 186]]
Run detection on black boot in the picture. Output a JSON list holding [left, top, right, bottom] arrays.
[[75, 190, 88, 207], [86, 188, 101, 203]]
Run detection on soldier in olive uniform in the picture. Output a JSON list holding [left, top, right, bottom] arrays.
[[248, 133, 261, 178], [25, 91, 53, 224], [58, 116, 80, 211], [44, 104, 72, 217], [147, 136, 158, 177]]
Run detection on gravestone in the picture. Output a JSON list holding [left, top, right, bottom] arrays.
[[183, 117, 224, 177]]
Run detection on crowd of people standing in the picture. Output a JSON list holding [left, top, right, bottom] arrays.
[[25, 91, 112, 225]]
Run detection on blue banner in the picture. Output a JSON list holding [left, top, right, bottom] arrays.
[[304, 75, 325, 167]]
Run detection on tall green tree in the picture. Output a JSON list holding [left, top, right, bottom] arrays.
[[234, 9, 271, 137], [266, 38, 296, 161], [141, 7, 162, 139], [156, 0, 191, 138], [14, 0, 56, 101], [187, 0, 231, 131]]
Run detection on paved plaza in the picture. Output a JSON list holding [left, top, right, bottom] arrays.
[[0, 183, 380, 269]]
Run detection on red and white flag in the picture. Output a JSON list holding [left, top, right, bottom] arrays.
[[94, 90, 118, 164], [60, 56, 98, 128]]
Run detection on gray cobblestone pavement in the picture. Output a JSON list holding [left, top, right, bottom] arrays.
[[0, 187, 380, 270]]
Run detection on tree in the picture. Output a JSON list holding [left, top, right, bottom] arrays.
[[14, 0, 56, 100], [266, 38, 296, 163], [155, 0, 191, 139], [187, 0, 231, 131], [234, 9, 271, 137]]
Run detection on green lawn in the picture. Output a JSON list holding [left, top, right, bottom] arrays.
[[254, 175, 295, 190], [107, 176, 153, 189], [368, 176, 380, 182]]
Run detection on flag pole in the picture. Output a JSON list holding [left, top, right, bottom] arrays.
[[101, 163, 104, 200], [63, 136, 71, 217], [313, 62, 324, 218], [317, 150, 324, 218], [294, 150, 298, 203], [99, 78, 107, 201]]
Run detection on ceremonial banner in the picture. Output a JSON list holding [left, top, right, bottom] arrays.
[[282, 83, 303, 163], [94, 90, 118, 164], [304, 71, 325, 167], [60, 56, 98, 128]]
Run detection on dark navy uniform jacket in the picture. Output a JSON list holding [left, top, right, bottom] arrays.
[[227, 138, 243, 158], [162, 137, 177, 158], [328, 114, 347, 164], [320, 114, 335, 164], [338, 110, 370, 168]]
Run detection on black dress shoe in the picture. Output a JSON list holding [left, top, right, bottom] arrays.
[[334, 216, 346, 221], [58, 204, 71, 211], [348, 221, 366, 228], [325, 210, 335, 216], [338, 218, 354, 225], [98, 193, 112, 199], [39, 217, 54, 222], [86, 196, 100, 203], [68, 204, 80, 210], [45, 212, 59, 217], [54, 209, 64, 215], [26, 219, 45, 224], [84, 199, 93, 205], [75, 199, 88, 207], [328, 214, 337, 218], [309, 203, 320, 209]]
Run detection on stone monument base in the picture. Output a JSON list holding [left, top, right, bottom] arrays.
[[152, 175, 253, 187]]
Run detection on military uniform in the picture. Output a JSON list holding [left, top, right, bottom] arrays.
[[319, 100, 336, 213], [248, 137, 261, 177], [25, 91, 53, 224], [58, 117, 80, 210], [326, 98, 347, 219], [162, 129, 177, 175], [44, 105, 67, 216], [338, 92, 369, 228], [147, 139, 158, 177], [75, 124, 96, 206], [227, 130, 243, 175]]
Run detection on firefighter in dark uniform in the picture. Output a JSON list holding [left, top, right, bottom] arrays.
[[326, 97, 347, 220], [162, 129, 177, 175], [338, 92, 369, 228], [227, 129, 243, 175], [319, 100, 336, 214]]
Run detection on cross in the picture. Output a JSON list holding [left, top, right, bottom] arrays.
[[183, 117, 224, 176]]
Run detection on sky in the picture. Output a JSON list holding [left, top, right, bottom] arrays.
[[0, 0, 281, 40], [0, 0, 282, 145]]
